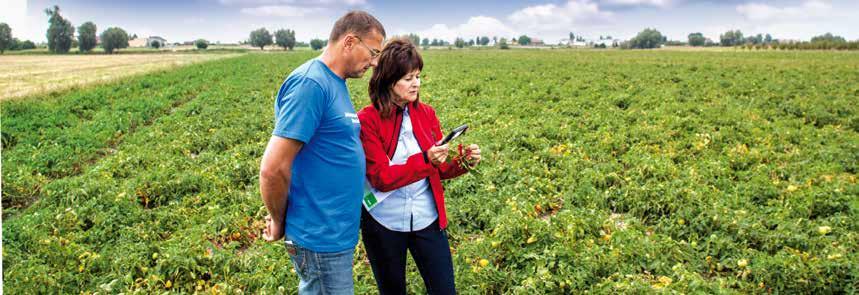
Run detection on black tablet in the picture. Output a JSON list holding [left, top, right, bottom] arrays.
[[436, 124, 468, 146]]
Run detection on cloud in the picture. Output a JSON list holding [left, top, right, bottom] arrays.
[[416, 16, 517, 42], [220, 0, 365, 6], [600, 0, 674, 8], [736, 0, 832, 22], [240, 5, 324, 17], [508, 0, 613, 32]]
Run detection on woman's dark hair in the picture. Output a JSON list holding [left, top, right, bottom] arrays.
[[368, 38, 423, 117]]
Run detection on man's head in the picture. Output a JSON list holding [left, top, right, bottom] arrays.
[[328, 11, 385, 79]]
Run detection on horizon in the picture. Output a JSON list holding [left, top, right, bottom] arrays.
[[1, 0, 858, 45]]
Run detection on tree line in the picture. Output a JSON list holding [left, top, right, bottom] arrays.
[[0, 5, 212, 54]]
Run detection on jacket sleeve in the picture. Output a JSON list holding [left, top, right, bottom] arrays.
[[427, 106, 469, 180], [360, 110, 435, 192]]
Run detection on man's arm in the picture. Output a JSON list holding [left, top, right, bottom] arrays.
[[259, 136, 304, 241]]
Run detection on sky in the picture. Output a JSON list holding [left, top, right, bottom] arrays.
[[1, 0, 857, 44]]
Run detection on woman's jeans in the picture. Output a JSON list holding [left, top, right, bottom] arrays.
[[287, 240, 355, 295], [361, 208, 457, 295]]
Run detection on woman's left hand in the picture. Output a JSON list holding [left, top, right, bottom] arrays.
[[465, 144, 481, 167]]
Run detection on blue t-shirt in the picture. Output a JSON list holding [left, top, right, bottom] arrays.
[[273, 58, 365, 253]]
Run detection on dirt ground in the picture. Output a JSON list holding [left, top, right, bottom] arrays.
[[0, 53, 239, 100]]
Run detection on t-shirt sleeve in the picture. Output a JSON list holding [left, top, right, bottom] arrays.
[[272, 79, 328, 143]]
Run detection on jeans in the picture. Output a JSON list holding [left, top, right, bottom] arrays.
[[361, 208, 457, 295], [287, 240, 355, 295]]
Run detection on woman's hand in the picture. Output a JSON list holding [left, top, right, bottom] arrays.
[[465, 144, 481, 167], [426, 144, 449, 166]]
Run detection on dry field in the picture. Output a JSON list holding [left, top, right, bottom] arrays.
[[0, 53, 239, 100]]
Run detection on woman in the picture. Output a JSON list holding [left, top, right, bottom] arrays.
[[357, 38, 481, 295]]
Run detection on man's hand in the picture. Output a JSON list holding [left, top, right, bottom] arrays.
[[263, 215, 285, 241], [259, 136, 303, 243]]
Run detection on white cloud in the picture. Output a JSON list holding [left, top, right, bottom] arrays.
[[508, 0, 613, 32], [601, 0, 673, 7], [736, 0, 832, 22], [415, 16, 517, 42], [240, 5, 324, 17], [220, 0, 365, 6]]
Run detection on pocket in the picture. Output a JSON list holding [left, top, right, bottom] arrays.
[[288, 244, 308, 277]]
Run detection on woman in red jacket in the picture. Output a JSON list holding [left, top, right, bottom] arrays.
[[358, 38, 481, 294]]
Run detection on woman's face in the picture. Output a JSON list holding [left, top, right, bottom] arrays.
[[392, 69, 421, 106]]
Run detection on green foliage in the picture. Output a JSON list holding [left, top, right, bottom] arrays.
[[0, 22, 12, 54], [518, 35, 532, 46], [100, 27, 129, 54], [151, 40, 161, 49], [77, 21, 97, 52], [45, 5, 75, 53], [811, 33, 847, 44], [455, 37, 466, 48], [628, 28, 665, 49], [720, 30, 744, 47], [479, 36, 490, 46], [2, 50, 858, 294], [406, 33, 420, 46], [195, 39, 209, 50], [688, 32, 705, 47], [274, 29, 295, 50], [498, 38, 509, 49], [249, 28, 272, 50], [309, 38, 326, 51]]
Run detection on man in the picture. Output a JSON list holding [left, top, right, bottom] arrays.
[[258, 11, 385, 294]]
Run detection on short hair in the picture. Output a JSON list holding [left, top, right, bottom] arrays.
[[329, 11, 386, 44], [368, 38, 423, 117]]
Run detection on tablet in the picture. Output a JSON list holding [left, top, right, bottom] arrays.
[[436, 124, 468, 146]]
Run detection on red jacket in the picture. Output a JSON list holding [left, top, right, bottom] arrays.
[[357, 101, 468, 229]]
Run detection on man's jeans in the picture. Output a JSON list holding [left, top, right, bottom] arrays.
[[287, 240, 354, 295]]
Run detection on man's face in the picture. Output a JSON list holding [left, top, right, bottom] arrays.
[[344, 30, 383, 79]]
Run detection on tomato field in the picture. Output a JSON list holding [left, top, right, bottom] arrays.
[[2, 50, 857, 293]]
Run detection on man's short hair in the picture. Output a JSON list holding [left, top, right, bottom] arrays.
[[329, 11, 386, 44]]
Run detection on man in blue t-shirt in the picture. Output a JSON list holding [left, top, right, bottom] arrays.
[[258, 11, 385, 295]]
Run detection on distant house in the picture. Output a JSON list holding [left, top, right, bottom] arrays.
[[129, 36, 169, 48], [147, 36, 167, 48], [531, 37, 545, 46]]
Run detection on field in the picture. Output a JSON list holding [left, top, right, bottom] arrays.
[[0, 53, 239, 100], [2, 49, 858, 293]]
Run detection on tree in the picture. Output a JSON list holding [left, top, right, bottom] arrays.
[[151, 40, 161, 49], [629, 28, 665, 49], [19, 40, 37, 50], [275, 29, 296, 50], [195, 39, 209, 50], [310, 38, 326, 51], [811, 33, 846, 43], [720, 30, 743, 47], [77, 21, 97, 52], [498, 38, 509, 49], [479, 36, 490, 46], [100, 27, 129, 54], [688, 32, 705, 47], [569, 32, 575, 41], [249, 28, 273, 50], [421, 38, 429, 47], [454, 37, 465, 48], [518, 35, 531, 45], [407, 33, 420, 46], [0, 23, 11, 54], [431, 39, 440, 46], [764, 34, 773, 44], [45, 5, 75, 53]]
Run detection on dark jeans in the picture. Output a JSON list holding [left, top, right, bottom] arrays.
[[361, 208, 456, 295]]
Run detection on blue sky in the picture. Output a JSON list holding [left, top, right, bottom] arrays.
[[1, 0, 857, 44]]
